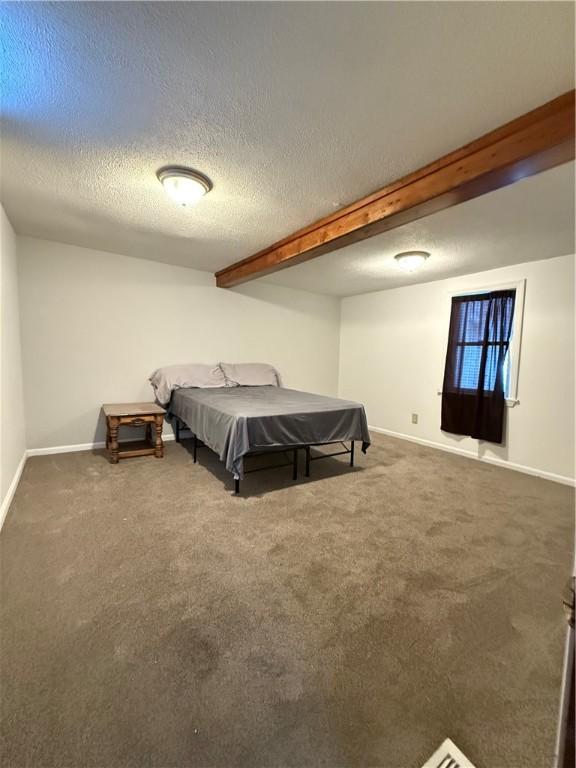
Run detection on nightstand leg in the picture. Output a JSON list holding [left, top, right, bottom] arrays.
[[109, 418, 119, 464], [154, 415, 164, 458]]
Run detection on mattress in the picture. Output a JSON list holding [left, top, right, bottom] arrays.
[[169, 386, 370, 478]]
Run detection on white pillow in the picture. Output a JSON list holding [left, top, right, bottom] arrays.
[[220, 362, 282, 387], [149, 364, 226, 405]]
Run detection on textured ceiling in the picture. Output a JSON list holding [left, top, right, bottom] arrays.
[[260, 162, 576, 296], [1, 1, 574, 276]]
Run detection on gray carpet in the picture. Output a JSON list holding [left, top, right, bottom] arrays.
[[1, 433, 573, 768]]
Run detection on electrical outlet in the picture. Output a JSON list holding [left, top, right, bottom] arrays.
[[411, 413, 418, 424]]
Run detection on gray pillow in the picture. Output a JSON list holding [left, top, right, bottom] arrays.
[[149, 363, 226, 405], [220, 362, 282, 387]]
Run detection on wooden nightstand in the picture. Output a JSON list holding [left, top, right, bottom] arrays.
[[102, 402, 166, 464]]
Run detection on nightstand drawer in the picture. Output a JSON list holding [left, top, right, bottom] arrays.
[[118, 414, 155, 427]]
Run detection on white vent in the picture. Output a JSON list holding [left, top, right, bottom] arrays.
[[421, 738, 477, 768]]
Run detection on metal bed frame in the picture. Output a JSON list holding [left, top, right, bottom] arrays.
[[173, 416, 355, 494]]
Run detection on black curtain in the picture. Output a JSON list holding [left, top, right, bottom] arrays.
[[441, 289, 516, 443]]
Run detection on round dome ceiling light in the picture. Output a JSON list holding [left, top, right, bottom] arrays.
[[394, 250, 430, 272], [157, 166, 212, 206]]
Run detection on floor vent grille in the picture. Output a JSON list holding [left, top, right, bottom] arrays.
[[421, 738, 477, 768]]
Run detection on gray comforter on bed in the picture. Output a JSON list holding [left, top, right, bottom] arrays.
[[169, 386, 370, 478]]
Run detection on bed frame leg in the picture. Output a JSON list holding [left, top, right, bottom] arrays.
[[305, 446, 310, 477], [234, 477, 240, 495], [292, 448, 298, 481], [193, 434, 197, 463], [350, 440, 355, 467], [175, 418, 180, 443]]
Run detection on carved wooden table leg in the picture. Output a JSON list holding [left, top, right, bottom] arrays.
[[154, 414, 164, 458], [109, 416, 120, 464]]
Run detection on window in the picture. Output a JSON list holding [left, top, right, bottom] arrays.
[[451, 291, 515, 394], [441, 280, 525, 443], [448, 279, 525, 404]]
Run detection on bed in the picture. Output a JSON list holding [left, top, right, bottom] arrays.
[[168, 385, 370, 493]]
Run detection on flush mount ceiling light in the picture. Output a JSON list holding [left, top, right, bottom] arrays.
[[394, 250, 430, 272], [157, 166, 212, 206]]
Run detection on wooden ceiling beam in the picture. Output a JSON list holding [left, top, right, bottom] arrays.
[[215, 90, 575, 288]]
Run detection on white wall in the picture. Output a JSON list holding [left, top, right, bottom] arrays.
[[18, 237, 341, 449], [0, 206, 27, 518], [339, 254, 575, 483], [10, 236, 576, 484]]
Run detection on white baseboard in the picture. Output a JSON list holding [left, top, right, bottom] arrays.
[[27, 442, 106, 456], [0, 452, 27, 531], [369, 425, 576, 487], [27, 433, 177, 457]]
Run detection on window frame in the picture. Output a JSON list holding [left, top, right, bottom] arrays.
[[444, 279, 526, 406]]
